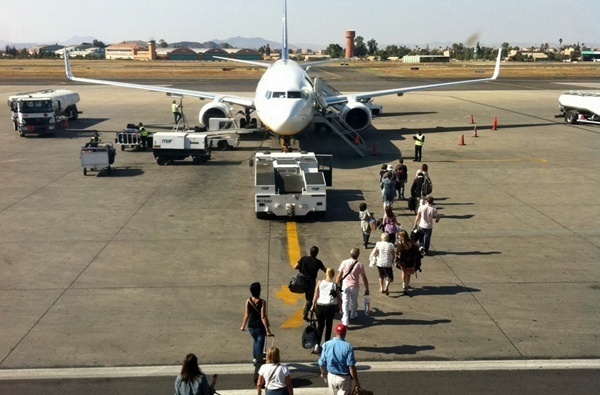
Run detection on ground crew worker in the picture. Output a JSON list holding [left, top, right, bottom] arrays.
[[172, 100, 182, 124], [138, 123, 149, 150], [413, 131, 425, 162]]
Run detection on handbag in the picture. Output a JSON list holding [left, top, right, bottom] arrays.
[[288, 272, 307, 293], [301, 312, 318, 349]]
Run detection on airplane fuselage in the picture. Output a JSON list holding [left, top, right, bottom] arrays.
[[254, 59, 315, 137]]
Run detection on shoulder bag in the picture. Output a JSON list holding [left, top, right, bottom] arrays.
[[337, 260, 358, 292]]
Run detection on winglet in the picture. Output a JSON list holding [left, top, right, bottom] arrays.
[[491, 49, 502, 80], [64, 50, 73, 80]]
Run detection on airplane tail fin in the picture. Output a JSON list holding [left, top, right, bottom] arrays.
[[282, 0, 288, 61]]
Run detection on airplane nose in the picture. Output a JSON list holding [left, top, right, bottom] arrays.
[[262, 103, 311, 135]]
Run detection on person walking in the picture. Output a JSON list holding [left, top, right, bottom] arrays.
[[413, 130, 425, 162], [370, 232, 395, 295], [414, 196, 440, 255], [335, 248, 369, 326], [394, 159, 408, 200], [241, 282, 273, 365], [318, 324, 362, 395], [311, 268, 341, 354], [396, 230, 420, 294], [294, 246, 326, 321], [256, 347, 294, 395], [172, 99, 182, 124], [380, 170, 396, 208], [382, 206, 400, 245], [174, 353, 218, 395], [358, 203, 372, 249]]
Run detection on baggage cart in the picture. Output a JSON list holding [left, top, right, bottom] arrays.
[[116, 128, 143, 151], [80, 143, 116, 176]]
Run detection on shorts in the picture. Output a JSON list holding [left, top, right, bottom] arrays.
[[377, 266, 394, 281]]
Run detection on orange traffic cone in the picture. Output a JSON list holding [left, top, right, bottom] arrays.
[[459, 134, 466, 146], [492, 116, 498, 131], [472, 126, 478, 137], [370, 143, 377, 156], [469, 114, 474, 124], [354, 134, 360, 145]]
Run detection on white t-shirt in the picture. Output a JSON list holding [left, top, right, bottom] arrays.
[[417, 203, 438, 229], [258, 363, 290, 390]]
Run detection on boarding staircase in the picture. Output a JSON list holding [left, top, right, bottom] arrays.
[[314, 79, 368, 157]]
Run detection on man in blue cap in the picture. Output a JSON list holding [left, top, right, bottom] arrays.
[[318, 323, 362, 395]]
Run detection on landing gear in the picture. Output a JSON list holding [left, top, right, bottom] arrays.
[[279, 136, 292, 152]]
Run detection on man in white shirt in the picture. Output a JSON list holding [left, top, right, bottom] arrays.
[[414, 196, 439, 255]]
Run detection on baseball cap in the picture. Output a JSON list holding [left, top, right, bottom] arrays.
[[334, 324, 347, 336]]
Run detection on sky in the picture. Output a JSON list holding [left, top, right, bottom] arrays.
[[1, 0, 598, 48]]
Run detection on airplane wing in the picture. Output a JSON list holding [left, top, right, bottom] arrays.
[[64, 52, 255, 108], [323, 50, 502, 106]]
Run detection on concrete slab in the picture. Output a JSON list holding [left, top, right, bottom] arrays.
[[0, 80, 598, 370]]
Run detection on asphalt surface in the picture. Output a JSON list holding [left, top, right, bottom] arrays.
[[0, 73, 599, 394]]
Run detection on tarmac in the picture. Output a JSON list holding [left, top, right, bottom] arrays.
[[0, 77, 599, 390]]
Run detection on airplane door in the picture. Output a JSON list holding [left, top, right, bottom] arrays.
[[316, 154, 333, 187]]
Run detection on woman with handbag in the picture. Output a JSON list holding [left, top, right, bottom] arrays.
[[310, 268, 342, 354], [370, 232, 396, 295], [241, 282, 273, 365], [382, 206, 400, 244], [257, 347, 294, 395], [396, 230, 420, 294]]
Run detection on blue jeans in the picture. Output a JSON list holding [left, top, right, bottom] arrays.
[[248, 327, 266, 360], [419, 227, 433, 253]]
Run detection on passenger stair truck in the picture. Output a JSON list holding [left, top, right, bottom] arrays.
[[252, 151, 333, 219], [8, 89, 80, 136], [557, 91, 600, 125]]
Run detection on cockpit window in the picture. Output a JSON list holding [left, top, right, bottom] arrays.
[[272, 92, 286, 98], [287, 91, 302, 99]]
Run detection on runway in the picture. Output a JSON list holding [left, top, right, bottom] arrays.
[[0, 76, 598, 393]]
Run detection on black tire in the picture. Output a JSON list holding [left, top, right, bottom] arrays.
[[156, 157, 168, 166], [107, 166, 111, 175], [70, 106, 79, 120], [121, 145, 125, 151], [18, 129, 26, 137], [217, 140, 230, 151], [256, 212, 269, 220], [565, 111, 578, 124], [83, 168, 87, 176]]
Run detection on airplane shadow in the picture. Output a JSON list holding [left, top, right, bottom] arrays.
[[102, 167, 145, 177]]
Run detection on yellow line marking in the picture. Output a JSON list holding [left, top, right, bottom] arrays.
[[274, 222, 305, 329]]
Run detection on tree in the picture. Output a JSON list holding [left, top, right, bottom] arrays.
[[367, 38, 378, 55], [324, 43, 343, 58], [354, 36, 367, 57], [92, 39, 106, 48], [265, 44, 271, 57], [158, 39, 168, 48]]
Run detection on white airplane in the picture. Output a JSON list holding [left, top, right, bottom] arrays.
[[64, 0, 501, 150]]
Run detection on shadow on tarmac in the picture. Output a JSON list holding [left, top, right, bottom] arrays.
[[354, 344, 436, 356], [434, 250, 501, 256]]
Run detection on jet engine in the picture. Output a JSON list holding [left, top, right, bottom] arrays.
[[198, 102, 233, 127], [339, 101, 372, 131]]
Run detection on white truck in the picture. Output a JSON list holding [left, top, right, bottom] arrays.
[[152, 131, 211, 165], [252, 151, 332, 219], [8, 89, 80, 136], [557, 91, 600, 125]]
